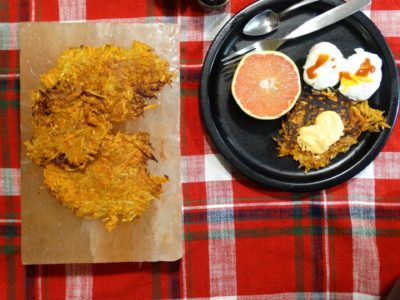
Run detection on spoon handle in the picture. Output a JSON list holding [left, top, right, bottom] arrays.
[[279, 0, 320, 18]]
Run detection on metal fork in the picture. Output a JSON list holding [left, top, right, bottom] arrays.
[[221, 38, 287, 71], [221, 0, 370, 71], [221, 38, 285, 79]]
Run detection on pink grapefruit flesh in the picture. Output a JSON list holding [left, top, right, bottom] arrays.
[[231, 51, 301, 120]]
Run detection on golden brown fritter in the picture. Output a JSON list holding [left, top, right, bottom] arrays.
[[26, 101, 111, 170], [43, 132, 168, 231], [276, 88, 389, 172], [39, 41, 174, 121]]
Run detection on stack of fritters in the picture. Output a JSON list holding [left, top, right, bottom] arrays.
[[276, 88, 389, 172], [26, 41, 174, 231]]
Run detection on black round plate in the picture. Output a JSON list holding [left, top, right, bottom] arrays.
[[199, 0, 399, 192]]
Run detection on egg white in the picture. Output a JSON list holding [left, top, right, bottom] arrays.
[[338, 48, 382, 101], [303, 42, 345, 90]]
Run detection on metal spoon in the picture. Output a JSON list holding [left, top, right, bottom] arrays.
[[243, 0, 319, 36]]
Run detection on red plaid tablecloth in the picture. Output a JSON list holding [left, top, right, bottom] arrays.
[[1, 0, 400, 299]]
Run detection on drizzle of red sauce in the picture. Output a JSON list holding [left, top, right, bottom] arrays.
[[340, 71, 352, 80], [306, 54, 330, 79], [355, 58, 375, 77]]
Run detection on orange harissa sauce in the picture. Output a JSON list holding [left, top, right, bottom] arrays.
[[355, 58, 375, 77], [340, 71, 352, 80], [306, 54, 329, 79], [340, 58, 375, 81]]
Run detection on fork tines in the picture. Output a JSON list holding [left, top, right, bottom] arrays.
[[220, 44, 256, 67], [221, 61, 240, 79]]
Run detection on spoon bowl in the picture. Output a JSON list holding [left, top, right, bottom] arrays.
[[243, 0, 319, 36], [243, 10, 280, 36]]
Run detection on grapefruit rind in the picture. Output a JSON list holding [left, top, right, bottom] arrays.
[[231, 51, 301, 120]]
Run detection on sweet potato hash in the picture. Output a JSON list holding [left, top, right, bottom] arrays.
[[25, 41, 173, 230], [26, 41, 174, 170], [44, 132, 168, 231], [276, 88, 389, 172]]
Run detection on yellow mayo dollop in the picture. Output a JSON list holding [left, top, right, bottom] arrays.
[[297, 111, 344, 155]]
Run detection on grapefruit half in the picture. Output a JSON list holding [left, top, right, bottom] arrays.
[[231, 51, 301, 120]]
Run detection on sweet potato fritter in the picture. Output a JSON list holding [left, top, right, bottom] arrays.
[[39, 41, 174, 121], [276, 88, 389, 172], [43, 132, 168, 231], [26, 101, 111, 170], [27, 41, 174, 170]]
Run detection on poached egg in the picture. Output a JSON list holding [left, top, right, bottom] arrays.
[[303, 42, 345, 90], [338, 48, 382, 101]]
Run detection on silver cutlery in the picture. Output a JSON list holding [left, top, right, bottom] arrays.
[[221, 0, 370, 71], [243, 0, 319, 37]]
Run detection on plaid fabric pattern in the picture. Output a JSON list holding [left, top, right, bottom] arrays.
[[0, 0, 399, 298]]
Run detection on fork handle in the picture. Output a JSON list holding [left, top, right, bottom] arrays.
[[285, 0, 370, 40]]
